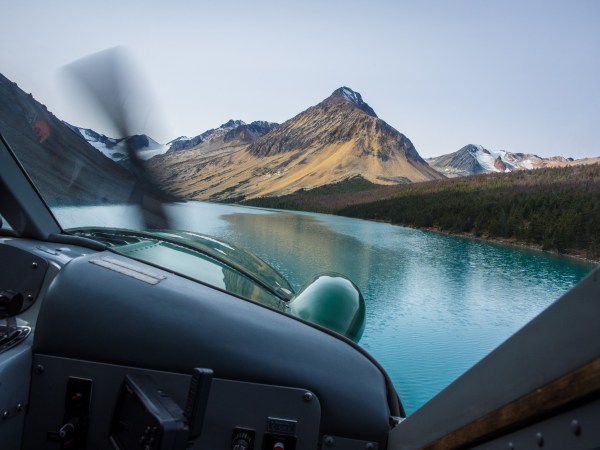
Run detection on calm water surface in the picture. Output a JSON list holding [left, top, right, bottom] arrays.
[[56, 202, 595, 414]]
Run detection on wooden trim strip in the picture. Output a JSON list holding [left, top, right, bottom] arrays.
[[422, 357, 600, 450]]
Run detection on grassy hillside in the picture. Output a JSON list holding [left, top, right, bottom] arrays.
[[242, 165, 600, 261]]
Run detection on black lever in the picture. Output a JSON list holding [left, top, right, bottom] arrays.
[[0, 290, 23, 318], [184, 368, 213, 441]]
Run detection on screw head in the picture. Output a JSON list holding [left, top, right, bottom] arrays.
[[34, 364, 45, 374], [31, 262, 38, 269], [303, 392, 313, 402], [324, 436, 334, 447], [2, 410, 9, 420], [571, 419, 581, 436], [15, 403, 23, 411], [365, 443, 375, 450], [536, 432, 544, 447]]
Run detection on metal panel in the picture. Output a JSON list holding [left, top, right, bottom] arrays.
[[321, 435, 380, 449], [0, 243, 49, 316], [24, 355, 321, 450], [0, 336, 32, 449]]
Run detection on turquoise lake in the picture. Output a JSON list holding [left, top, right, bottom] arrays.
[[56, 201, 596, 415]]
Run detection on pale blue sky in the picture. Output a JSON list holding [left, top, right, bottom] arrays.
[[1, 0, 598, 158]]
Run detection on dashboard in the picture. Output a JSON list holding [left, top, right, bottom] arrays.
[[0, 237, 396, 450]]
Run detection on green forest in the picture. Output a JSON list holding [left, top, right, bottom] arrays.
[[242, 164, 600, 261]]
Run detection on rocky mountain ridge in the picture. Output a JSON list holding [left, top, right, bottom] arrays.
[[167, 119, 279, 153], [65, 124, 167, 161]]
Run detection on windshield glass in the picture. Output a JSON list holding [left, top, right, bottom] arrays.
[[2, 33, 597, 420], [0, 75, 138, 222], [0, 82, 296, 300]]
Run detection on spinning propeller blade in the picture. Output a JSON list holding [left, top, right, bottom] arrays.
[[62, 47, 175, 230]]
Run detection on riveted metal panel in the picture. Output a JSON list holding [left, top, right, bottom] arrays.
[[24, 355, 321, 450]]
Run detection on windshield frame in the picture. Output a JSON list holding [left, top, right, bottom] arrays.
[[0, 133, 63, 239]]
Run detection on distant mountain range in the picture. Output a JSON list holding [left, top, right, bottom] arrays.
[[426, 144, 594, 177], [71, 119, 594, 184], [2, 70, 597, 204], [65, 119, 280, 164]]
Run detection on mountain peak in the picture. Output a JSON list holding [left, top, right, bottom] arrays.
[[464, 144, 484, 153], [327, 87, 378, 117], [221, 119, 246, 128]]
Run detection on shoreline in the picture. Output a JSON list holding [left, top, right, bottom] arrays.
[[337, 216, 599, 265], [399, 222, 599, 265], [236, 201, 600, 265]]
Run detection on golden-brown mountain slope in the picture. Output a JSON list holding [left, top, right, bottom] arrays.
[[149, 87, 443, 201]]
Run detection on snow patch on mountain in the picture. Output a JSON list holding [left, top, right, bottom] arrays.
[[329, 87, 378, 117], [468, 145, 510, 172], [66, 123, 168, 161], [467, 144, 560, 172], [340, 87, 362, 105]]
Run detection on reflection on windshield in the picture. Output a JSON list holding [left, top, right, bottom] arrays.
[[0, 73, 138, 213], [0, 213, 12, 232]]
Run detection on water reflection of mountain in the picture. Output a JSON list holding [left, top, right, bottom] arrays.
[[220, 211, 382, 294]]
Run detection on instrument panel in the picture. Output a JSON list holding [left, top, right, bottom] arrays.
[[24, 355, 323, 450]]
